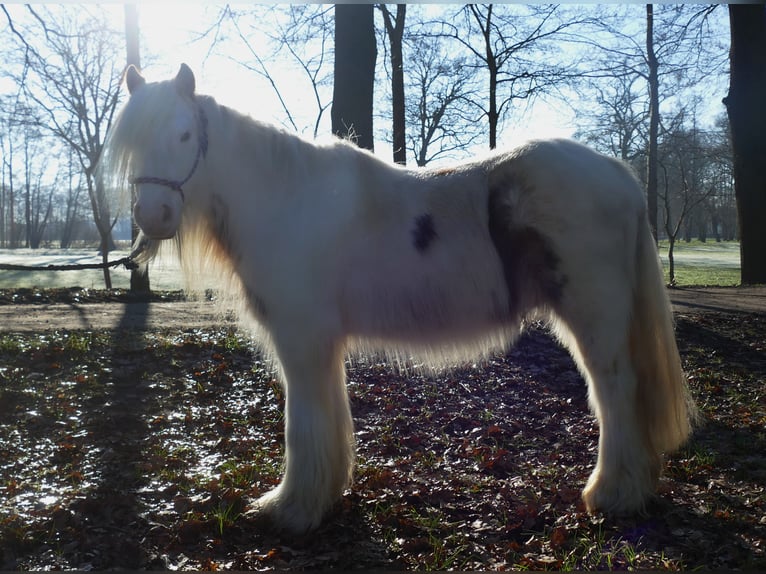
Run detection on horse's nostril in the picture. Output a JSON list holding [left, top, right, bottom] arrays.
[[162, 204, 172, 223]]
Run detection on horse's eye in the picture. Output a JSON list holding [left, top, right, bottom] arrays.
[[180, 131, 192, 143]]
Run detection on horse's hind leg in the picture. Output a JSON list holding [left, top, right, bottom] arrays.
[[552, 284, 660, 515], [256, 330, 354, 532]]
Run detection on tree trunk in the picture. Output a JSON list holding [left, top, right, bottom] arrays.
[[8, 147, 15, 247], [725, 4, 766, 284], [667, 236, 676, 286], [646, 4, 660, 243], [85, 173, 115, 289], [23, 139, 31, 248], [124, 4, 151, 293], [381, 4, 406, 164], [476, 4, 500, 150], [488, 61, 499, 150], [332, 4, 377, 151]]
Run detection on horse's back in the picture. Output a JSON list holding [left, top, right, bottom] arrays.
[[488, 139, 645, 221]]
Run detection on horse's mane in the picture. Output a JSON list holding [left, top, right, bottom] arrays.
[[101, 79, 182, 196]]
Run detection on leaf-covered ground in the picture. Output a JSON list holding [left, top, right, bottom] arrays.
[[0, 303, 764, 570]]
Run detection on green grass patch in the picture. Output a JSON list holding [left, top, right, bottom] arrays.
[[658, 240, 740, 286]]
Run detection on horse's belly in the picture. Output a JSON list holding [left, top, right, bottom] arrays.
[[341, 236, 511, 342]]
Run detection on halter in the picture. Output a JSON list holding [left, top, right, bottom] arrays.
[[129, 104, 209, 202]]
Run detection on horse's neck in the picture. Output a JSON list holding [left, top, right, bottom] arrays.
[[203, 99, 323, 193]]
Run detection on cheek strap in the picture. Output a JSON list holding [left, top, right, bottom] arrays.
[[129, 105, 209, 202]]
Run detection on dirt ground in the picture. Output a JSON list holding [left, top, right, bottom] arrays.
[[0, 286, 763, 333], [1, 286, 764, 570]]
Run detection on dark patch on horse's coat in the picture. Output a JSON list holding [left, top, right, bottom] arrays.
[[209, 193, 238, 262], [245, 286, 267, 320], [412, 213, 438, 254], [487, 184, 566, 312]]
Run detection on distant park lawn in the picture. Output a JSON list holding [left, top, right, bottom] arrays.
[[0, 240, 743, 290], [658, 239, 741, 286], [0, 247, 185, 290]]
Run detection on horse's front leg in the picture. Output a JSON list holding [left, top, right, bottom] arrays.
[[256, 329, 355, 532]]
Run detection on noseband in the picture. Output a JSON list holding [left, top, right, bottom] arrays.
[[129, 104, 209, 201]]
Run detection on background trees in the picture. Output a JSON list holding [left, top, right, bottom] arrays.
[[404, 33, 481, 167], [1, 4, 758, 285], [2, 5, 125, 287], [449, 4, 596, 151]]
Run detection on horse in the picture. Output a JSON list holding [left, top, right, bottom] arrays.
[[100, 63, 696, 533]]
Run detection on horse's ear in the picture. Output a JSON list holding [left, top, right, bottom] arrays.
[[175, 63, 196, 97], [125, 65, 145, 95]]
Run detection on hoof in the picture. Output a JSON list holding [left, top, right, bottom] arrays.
[[582, 469, 653, 516], [253, 486, 327, 533]]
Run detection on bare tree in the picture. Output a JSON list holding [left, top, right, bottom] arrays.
[[21, 120, 55, 248], [646, 4, 660, 242], [380, 4, 407, 165], [405, 33, 482, 166], [205, 5, 334, 138], [705, 114, 737, 243], [59, 143, 85, 249], [0, 97, 21, 248], [574, 70, 648, 162], [658, 110, 716, 285], [3, 5, 125, 287], [574, 5, 725, 242], [442, 4, 595, 150]]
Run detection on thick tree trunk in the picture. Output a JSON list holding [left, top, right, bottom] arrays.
[[332, 4, 377, 151], [725, 4, 766, 284]]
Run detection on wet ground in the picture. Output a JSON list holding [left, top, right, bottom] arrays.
[[0, 289, 764, 570], [0, 286, 763, 333]]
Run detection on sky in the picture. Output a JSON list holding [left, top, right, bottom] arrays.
[[124, 3, 579, 160], [2, 4, 728, 167]]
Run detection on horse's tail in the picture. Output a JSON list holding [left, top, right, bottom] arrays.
[[631, 215, 697, 457]]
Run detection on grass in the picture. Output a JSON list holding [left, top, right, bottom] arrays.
[[0, 247, 187, 290], [658, 239, 741, 286], [0, 240, 744, 289]]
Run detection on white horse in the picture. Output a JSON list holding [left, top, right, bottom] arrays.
[[101, 64, 695, 533]]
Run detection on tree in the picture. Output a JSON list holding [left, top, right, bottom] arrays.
[[380, 4, 406, 164], [124, 4, 150, 293], [704, 115, 737, 243], [724, 4, 766, 284], [332, 4, 377, 151], [3, 5, 125, 287], [207, 5, 334, 138], [657, 110, 716, 285], [574, 70, 648, 163], [0, 96, 21, 248], [646, 4, 660, 242], [405, 33, 482, 166], [447, 4, 593, 150], [21, 120, 54, 248], [576, 5, 725, 242], [59, 144, 85, 248]]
